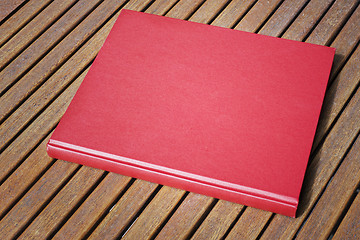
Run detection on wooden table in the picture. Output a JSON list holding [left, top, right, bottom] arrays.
[[0, 0, 359, 239]]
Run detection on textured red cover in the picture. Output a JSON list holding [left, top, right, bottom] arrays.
[[47, 10, 335, 217]]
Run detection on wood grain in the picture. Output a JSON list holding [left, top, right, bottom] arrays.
[[122, 186, 186, 239], [155, 193, 215, 239], [226, 208, 272, 240], [189, 0, 230, 24], [0, 160, 79, 240], [282, 0, 334, 41], [51, 173, 132, 240], [234, 0, 283, 32], [0, 0, 26, 22], [295, 130, 360, 239], [0, 0, 53, 46], [0, 0, 78, 69], [333, 191, 360, 240], [0, 69, 86, 182], [16, 166, 105, 240], [190, 201, 244, 240], [258, 0, 309, 37], [211, 0, 256, 28], [88, 180, 159, 239], [0, 134, 52, 217], [0, 0, 101, 95]]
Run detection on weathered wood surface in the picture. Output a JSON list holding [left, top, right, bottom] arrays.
[[0, 0, 359, 239]]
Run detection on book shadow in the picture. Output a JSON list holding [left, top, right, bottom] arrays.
[[296, 53, 341, 217]]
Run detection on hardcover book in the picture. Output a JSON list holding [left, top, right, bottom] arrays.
[[47, 9, 335, 217]]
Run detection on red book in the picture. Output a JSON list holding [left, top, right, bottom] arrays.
[[47, 10, 335, 217]]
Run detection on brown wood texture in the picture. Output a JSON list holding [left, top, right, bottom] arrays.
[[0, 0, 359, 239], [0, 0, 26, 22]]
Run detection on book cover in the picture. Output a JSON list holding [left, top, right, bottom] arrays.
[[47, 9, 335, 217]]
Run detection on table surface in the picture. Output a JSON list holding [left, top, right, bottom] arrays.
[[0, 0, 359, 239]]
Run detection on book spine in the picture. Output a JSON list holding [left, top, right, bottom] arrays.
[[47, 141, 297, 217]]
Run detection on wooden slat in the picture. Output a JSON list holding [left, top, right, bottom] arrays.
[[0, 160, 79, 239], [88, 180, 158, 239], [211, 0, 256, 28], [234, 0, 283, 32], [155, 193, 215, 239], [305, 0, 358, 46], [0, 0, 101, 95], [190, 201, 244, 240], [0, 0, 26, 22], [258, 0, 309, 37], [0, 0, 78, 69], [0, 0, 127, 123], [50, 173, 132, 240], [226, 209, 272, 240], [145, 0, 179, 15], [329, 5, 360, 76], [282, 0, 334, 41], [295, 134, 360, 239], [0, 134, 52, 216], [0, 0, 52, 46], [14, 166, 105, 239], [122, 186, 186, 239], [188, 0, 230, 24], [333, 191, 360, 240], [0, 4, 117, 152], [313, 45, 360, 147], [260, 77, 360, 239], [0, 68, 86, 181], [165, 0, 205, 19]]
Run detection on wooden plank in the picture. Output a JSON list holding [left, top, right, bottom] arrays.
[[190, 201, 243, 240], [305, 0, 358, 46], [88, 180, 158, 239], [188, 0, 230, 24], [155, 193, 215, 239], [0, 0, 129, 123], [0, 67, 86, 182], [0, 0, 26, 22], [282, 0, 333, 41], [165, 0, 205, 19], [48, 173, 132, 240], [0, 0, 78, 69], [0, 134, 52, 217], [329, 5, 360, 77], [121, 186, 186, 239], [226, 209, 272, 240], [211, 0, 257, 28], [0, 160, 79, 240], [0, 0, 101, 94], [260, 80, 360, 239], [0, 0, 53, 46], [145, 0, 179, 15], [313, 45, 360, 148], [333, 192, 360, 240], [0, 6, 115, 152], [258, 0, 309, 37], [295, 134, 360, 239], [234, 0, 283, 32]]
